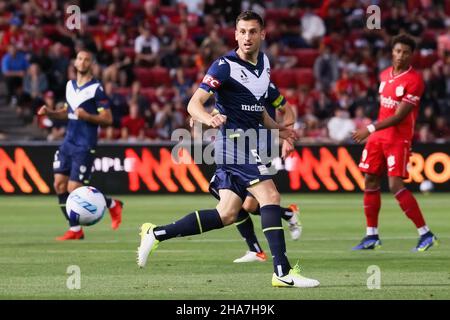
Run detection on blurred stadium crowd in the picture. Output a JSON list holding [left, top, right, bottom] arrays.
[[0, 0, 449, 143]]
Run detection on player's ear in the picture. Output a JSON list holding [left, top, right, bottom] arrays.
[[261, 29, 266, 41]]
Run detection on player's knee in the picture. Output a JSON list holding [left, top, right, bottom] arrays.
[[216, 208, 239, 226], [364, 175, 379, 190], [389, 179, 404, 194], [67, 184, 79, 193], [53, 181, 67, 194], [259, 190, 280, 206], [242, 198, 258, 213]]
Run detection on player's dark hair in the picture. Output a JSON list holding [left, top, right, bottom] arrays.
[[236, 10, 264, 28], [391, 34, 416, 52], [76, 48, 97, 63]]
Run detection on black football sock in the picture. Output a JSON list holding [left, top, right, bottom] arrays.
[[252, 205, 293, 222], [153, 209, 223, 241], [281, 206, 294, 221], [261, 205, 291, 276], [104, 196, 115, 208], [235, 209, 264, 253]]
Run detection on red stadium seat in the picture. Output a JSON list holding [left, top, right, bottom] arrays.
[[271, 69, 296, 88], [265, 8, 302, 26], [220, 27, 237, 47], [265, 8, 291, 21], [123, 47, 135, 60], [133, 67, 172, 87], [419, 52, 440, 69], [160, 6, 178, 18], [294, 68, 315, 88], [86, 26, 104, 35], [422, 30, 438, 45], [183, 68, 199, 83], [284, 49, 320, 68], [42, 24, 58, 37], [114, 87, 156, 102], [411, 51, 440, 69], [141, 88, 157, 102]]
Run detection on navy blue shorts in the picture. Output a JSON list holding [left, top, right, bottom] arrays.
[[209, 165, 273, 202], [53, 142, 95, 184]]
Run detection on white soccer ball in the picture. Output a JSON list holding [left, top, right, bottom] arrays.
[[419, 180, 434, 194], [66, 186, 107, 226]]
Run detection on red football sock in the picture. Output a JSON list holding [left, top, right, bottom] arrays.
[[395, 188, 426, 228], [364, 188, 381, 228]]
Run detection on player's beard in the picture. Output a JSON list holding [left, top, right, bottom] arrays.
[[76, 68, 90, 76]]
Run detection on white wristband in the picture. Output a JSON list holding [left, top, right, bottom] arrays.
[[367, 124, 376, 134]]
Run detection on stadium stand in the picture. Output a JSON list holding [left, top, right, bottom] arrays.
[[0, 0, 449, 143]]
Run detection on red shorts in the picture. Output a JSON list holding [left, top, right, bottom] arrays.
[[358, 137, 411, 179]]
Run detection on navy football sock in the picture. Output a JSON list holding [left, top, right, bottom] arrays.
[[153, 209, 223, 241], [281, 206, 294, 221], [57, 192, 70, 222], [235, 209, 264, 253], [261, 205, 291, 276], [104, 196, 113, 208], [251, 205, 293, 221]]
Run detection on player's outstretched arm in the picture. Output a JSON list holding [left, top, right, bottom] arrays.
[[75, 108, 113, 127], [352, 102, 414, 143], [276, 103, 296, 129], [262, 109, 297, 145], [37, 104, 68, 120], [276, 104, 296, 158], [187, 88, 226, 128]]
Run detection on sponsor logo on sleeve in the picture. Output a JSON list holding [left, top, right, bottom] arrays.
[[202, 75, 221, 89]]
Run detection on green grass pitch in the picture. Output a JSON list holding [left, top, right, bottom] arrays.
[[0, 193, 449, 300]]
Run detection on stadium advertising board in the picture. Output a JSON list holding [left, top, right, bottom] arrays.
[[0, 144, 448, 194]]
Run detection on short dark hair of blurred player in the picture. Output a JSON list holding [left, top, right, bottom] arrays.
[[38, 50, 123, 240], [352, 34, 438, 251]]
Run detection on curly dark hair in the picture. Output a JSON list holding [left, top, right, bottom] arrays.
[[391, 34, 416, 52]]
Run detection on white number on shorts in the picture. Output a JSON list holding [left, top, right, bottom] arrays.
[[251, 149, 262, 164]]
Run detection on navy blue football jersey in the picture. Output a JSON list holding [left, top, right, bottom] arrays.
[[64, 79, 110, 149], [199, 50, 271, 132]]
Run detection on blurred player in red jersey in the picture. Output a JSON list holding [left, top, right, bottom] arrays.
[[352, 34, 438, 252]]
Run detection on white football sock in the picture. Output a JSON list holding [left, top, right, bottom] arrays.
[[366, 227, 378, 236], [70, 226, 81, 232], [418, 225, 430, 236]]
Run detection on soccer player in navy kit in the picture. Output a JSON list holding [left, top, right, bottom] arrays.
[[137, 11, 319, 288], [203, 82, 303, 263], [38, 50, 123, 240]]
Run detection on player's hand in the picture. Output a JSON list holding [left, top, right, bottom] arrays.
[[281, 139, 294, 160], [74, 108, 89, 120], [279, 126, 298, 145], [37, 105, 48, 116], [352, 128, 370, 144], [208, 114, 227, 128]]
